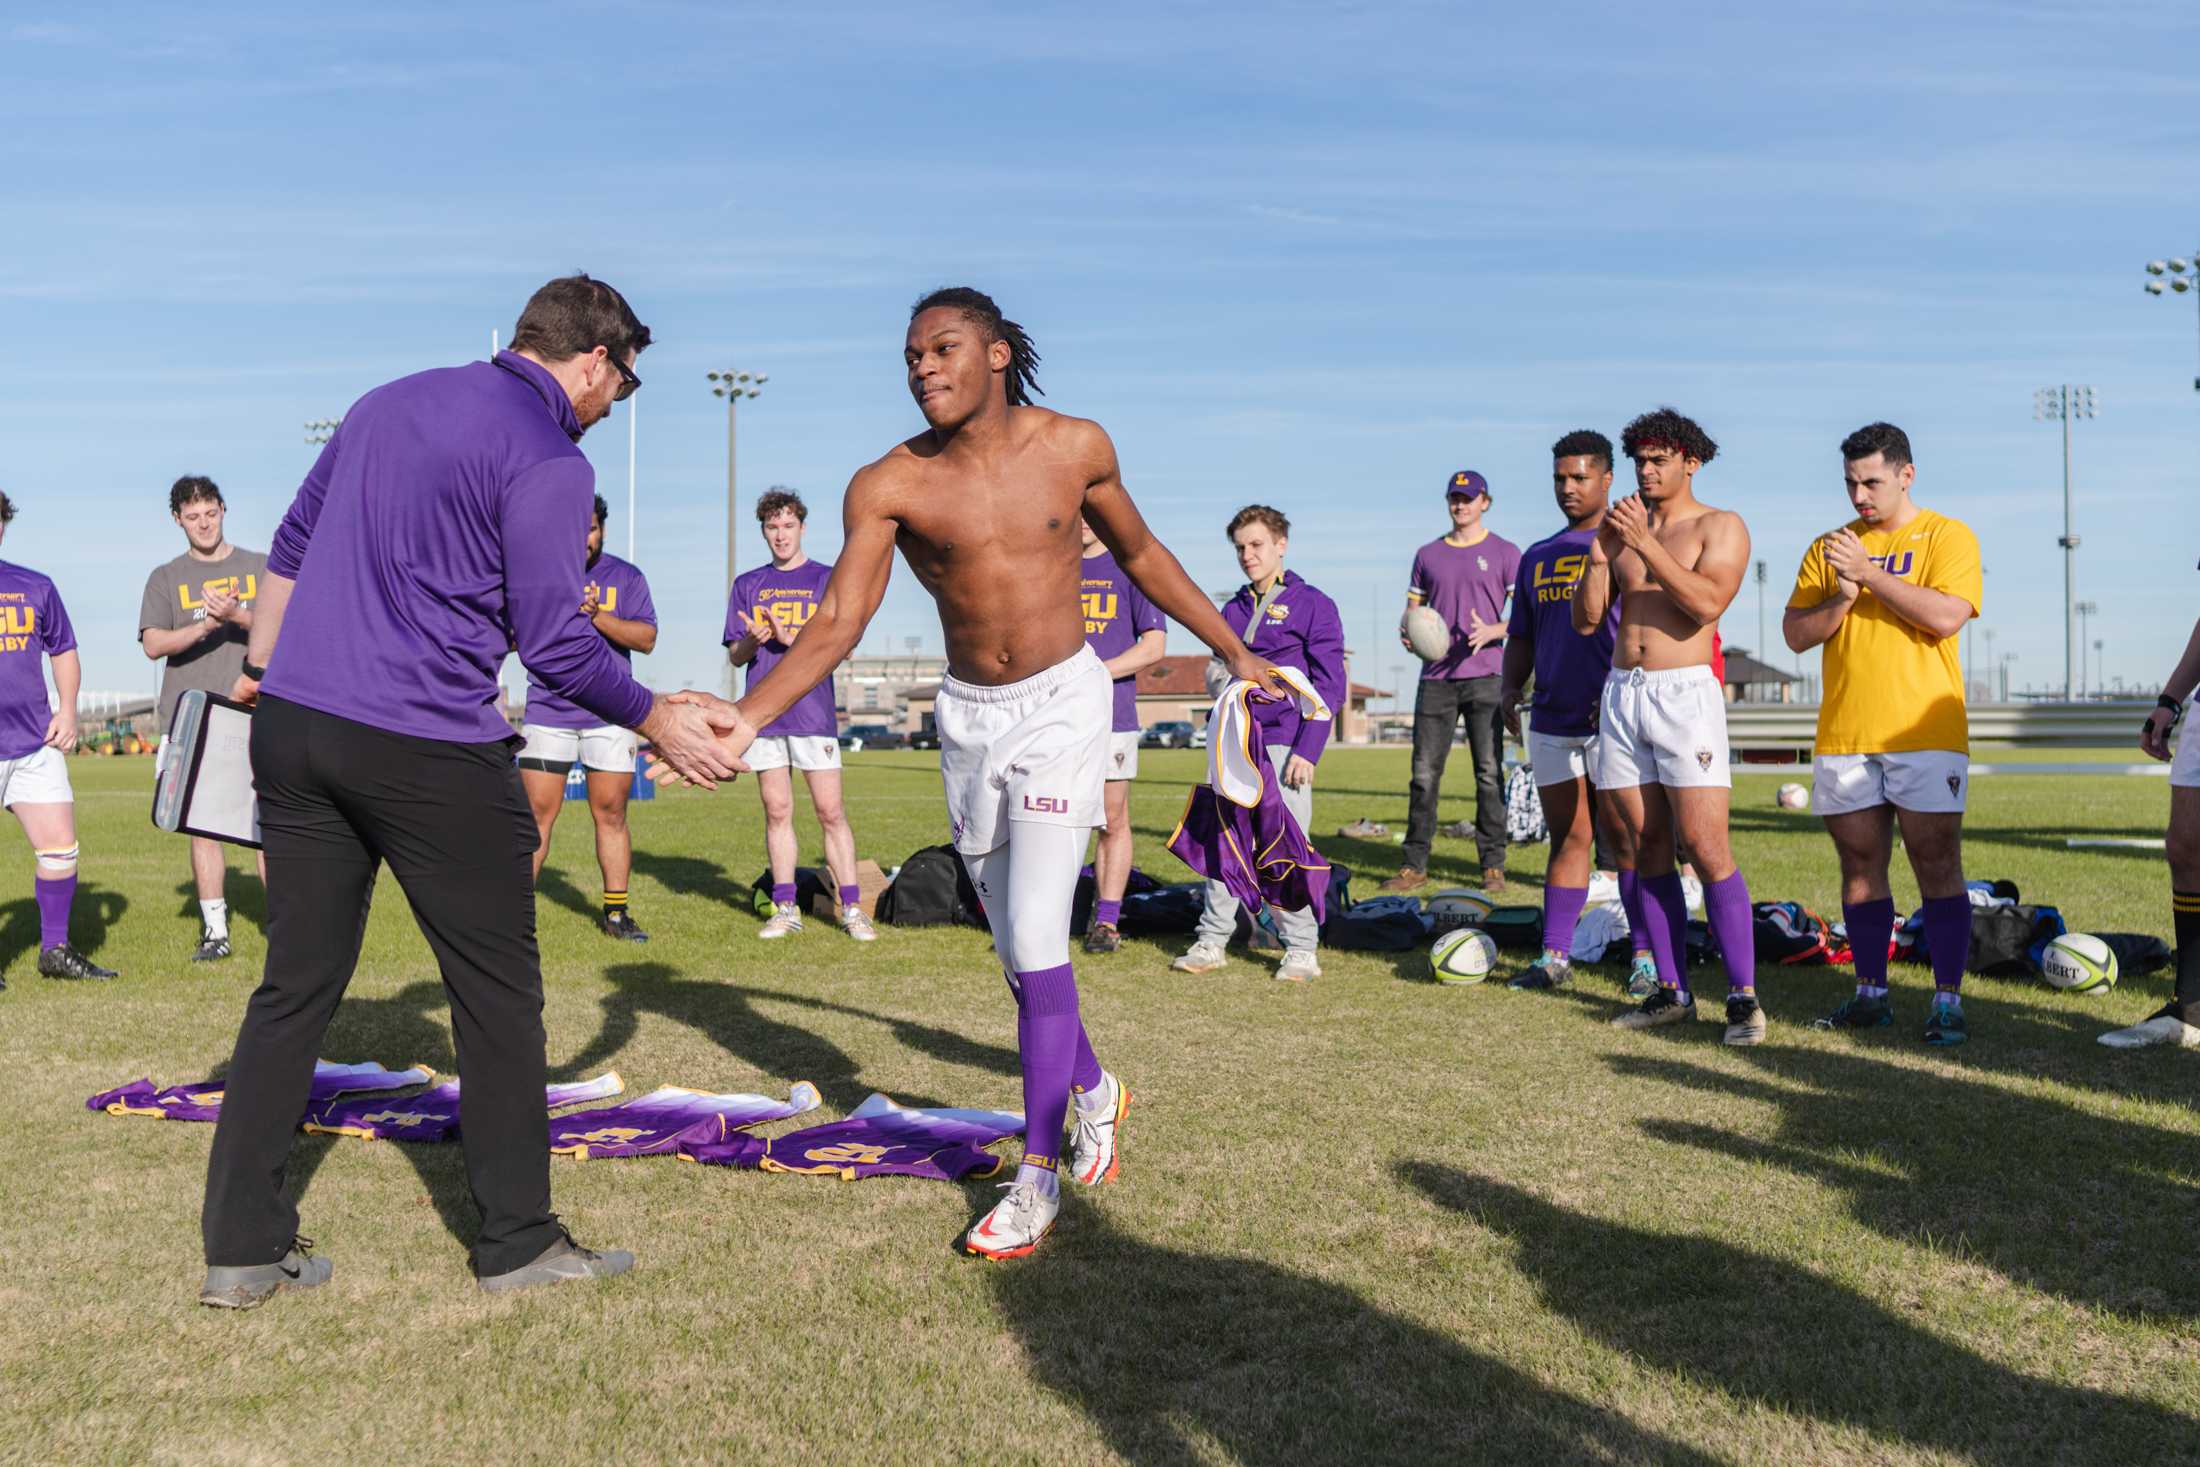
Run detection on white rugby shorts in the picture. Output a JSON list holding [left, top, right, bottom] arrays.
[[517, 722, 638, 774], [1813, 751, 1969, 815], [1527, 730, 1595, 788], [744, 734, 843, 774], [1593, 665, 1730, 790], [1104, 728, 1140, 782], [0, 745, 73, 808], [2172, 714, 2200, 789], [937, 644, 1110, 855]]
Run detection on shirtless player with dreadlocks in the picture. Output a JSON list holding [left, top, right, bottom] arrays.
[[668, 287, 1285, 1258]]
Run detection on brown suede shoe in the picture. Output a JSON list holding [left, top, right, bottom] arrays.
[[1482, 867, 1508, 893], [1378, 867, 1429, 894]]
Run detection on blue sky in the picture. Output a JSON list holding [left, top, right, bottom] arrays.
[[3, 1, 2197, 707]]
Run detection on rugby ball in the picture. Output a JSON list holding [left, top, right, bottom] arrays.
[[1776, 782, 1810, 811], [2041, 933, 2118, 993], [1429, 928, 1499, 985], [1403, 606, 1453, 663], [1426, 888, 1497, 921]]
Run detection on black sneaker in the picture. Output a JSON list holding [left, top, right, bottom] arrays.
[[602, 910, 649, 943], [1924, 1002, 1968, 1048], [39, 944, 116, 981], [199, 1236, 332, 1310], [1723, 993, 1768, 1047], [477, 1229, 634, 1295], [191, 932, 232, 963], [1813, 992, 1894, 1031], [1612, 986, 1696, 1030], [1507, 952, 1573, 991], [1082, 923, 1123, 955]]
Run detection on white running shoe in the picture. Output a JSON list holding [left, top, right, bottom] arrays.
[[1275, 949, 1322, 982], [1587, 870, 1621, 907], [841, 908, 878, 942], [962, 1179, 1060, 1260], [1068, 1072, 1130, 1186], [757, 903, 804, 940], [2098, 1005, 2200, 1050], [1171, 941, 1227, 974]]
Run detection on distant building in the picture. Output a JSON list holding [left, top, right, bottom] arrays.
[[1721, 646, 1799, 704]]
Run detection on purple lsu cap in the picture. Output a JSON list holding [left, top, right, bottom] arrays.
[[1445, 469, 1490, 500]]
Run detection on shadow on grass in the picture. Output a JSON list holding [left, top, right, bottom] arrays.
[[532, 864, 603, 925], [169, 866, 268, 932], [0, 884, 126, 974], [629, 851, 750, 912], [982, 1206, 1723, 1466], [553, 962, 1016, 1112], [1607, 1045, 2200, 1324], [1401, 1161, 2196, 1462]]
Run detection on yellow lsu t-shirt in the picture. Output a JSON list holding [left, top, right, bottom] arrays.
[[1788, 508, 1982, 756]]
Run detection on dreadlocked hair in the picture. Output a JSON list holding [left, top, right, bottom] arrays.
[[1620, 407, 1718, 466], [910, 286, 1044, 406]]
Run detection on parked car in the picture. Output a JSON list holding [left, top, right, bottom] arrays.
[[908, 727, 940, 750], [1191, 722, 1209, 749], [1141, 720, 1195, 749], [839, 723, 905, 753]]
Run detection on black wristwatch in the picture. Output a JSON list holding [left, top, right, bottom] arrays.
[[241, 660, 267, 681]]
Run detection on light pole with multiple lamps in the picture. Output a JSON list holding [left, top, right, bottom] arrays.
[[2142, 253, 2200, 392], [708, 369, 767, 692], [304, 418, 341, 446], [2074, 600, 2098, 697], [2033, 384, 2094, 702]]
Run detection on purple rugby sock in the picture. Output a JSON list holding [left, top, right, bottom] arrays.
[[838, 882, 861, 910], [1920, 893, 1971, 994], [1702, 870, 1756, 996], [1093, 898, 1122, 930], [35, 873, 73, 950], [1618, 870, 1653, 956], [1008, 964, 1103, 1183], [1542, 883, 1588, 959], [1844, 896, 1896, 994], [771, 881, 797, 907], [1639, 872, 1690, 1000]]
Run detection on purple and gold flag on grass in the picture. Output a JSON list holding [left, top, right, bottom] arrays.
[[302, 1073, 623, 1143], [87, 1059, 437, 1124], [680, 1092, 1024, 1181], [549, 1081, 822, 1158]]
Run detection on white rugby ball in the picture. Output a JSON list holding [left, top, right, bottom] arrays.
[[2040, 933, 2118, 993], [1429, 928, 1499, 985], [1776, 782, 1810, 811], [1403, 605, 1453, 663], [1426, 888, 1497, 921]]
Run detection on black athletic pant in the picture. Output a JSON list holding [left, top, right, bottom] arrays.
[[1402, 674, 1508, 873], [202, 695, 561, 1278]]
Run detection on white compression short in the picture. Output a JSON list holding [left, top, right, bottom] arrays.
[[958, 820, 1083, 976]]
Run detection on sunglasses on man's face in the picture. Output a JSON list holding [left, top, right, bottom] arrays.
[[602, 348, 640, 401]]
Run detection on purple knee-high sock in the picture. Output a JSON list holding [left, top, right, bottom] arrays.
[[771, 881, 797, 907], [1920, 894, 1971, 998], [1010, 964, 1099, 1194], [1702, 870, 1756, 996], [1093, 897, 1122, 929], [838, 882, 860, 911], [1845, 897, 1896, 995], [1639, 872, 1690, 999], [34, 873, 73, 950], [1619, 870, 1653, 954], [1542, 884, 1588, 959]]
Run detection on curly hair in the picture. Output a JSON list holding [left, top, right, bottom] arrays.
[[1839, 421, 1912, 468], [1550, 430, 1614, 471], [910, 286, 1044, 406], [1621, 407, 1717, 466], [1226, 504, 1290, 541], [170, 475, 223, 515], [0, 492, 14, 524], [755, 487, 807, 524]]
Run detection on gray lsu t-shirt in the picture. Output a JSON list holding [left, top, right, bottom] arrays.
[[139, 546, 270, 735]]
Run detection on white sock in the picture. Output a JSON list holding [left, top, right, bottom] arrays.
[[200, 898, 229, 940], [1073, 1072, 1115, 1116], [1014, 1161, 1060, 1198]]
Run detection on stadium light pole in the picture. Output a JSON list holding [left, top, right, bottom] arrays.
[[1753, 558, 1766, 666], [1979, 627, 1997, 702], [2033, 384, 2094, 702], [304, 417, 341, 446], [1997, 651, 2019, 703], [2074, 600, 2098, 697], [708, 369, 767, 691], [2142, 253, 2200, 392]]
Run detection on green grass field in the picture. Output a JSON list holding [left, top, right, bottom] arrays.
[[5, 749, 2197, 1464]]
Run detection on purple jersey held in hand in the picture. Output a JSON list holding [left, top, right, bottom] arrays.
[[88, 1059, 435, 1124], [525, 551, 656, 729], [1408, 533, 1520, 681], [1505, 527, 1618, 739], [727, 559, 837, 738], [548, 1082, 822, 1158], [0, 561, 75, 761], [1078, 550, 1166, 733]]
